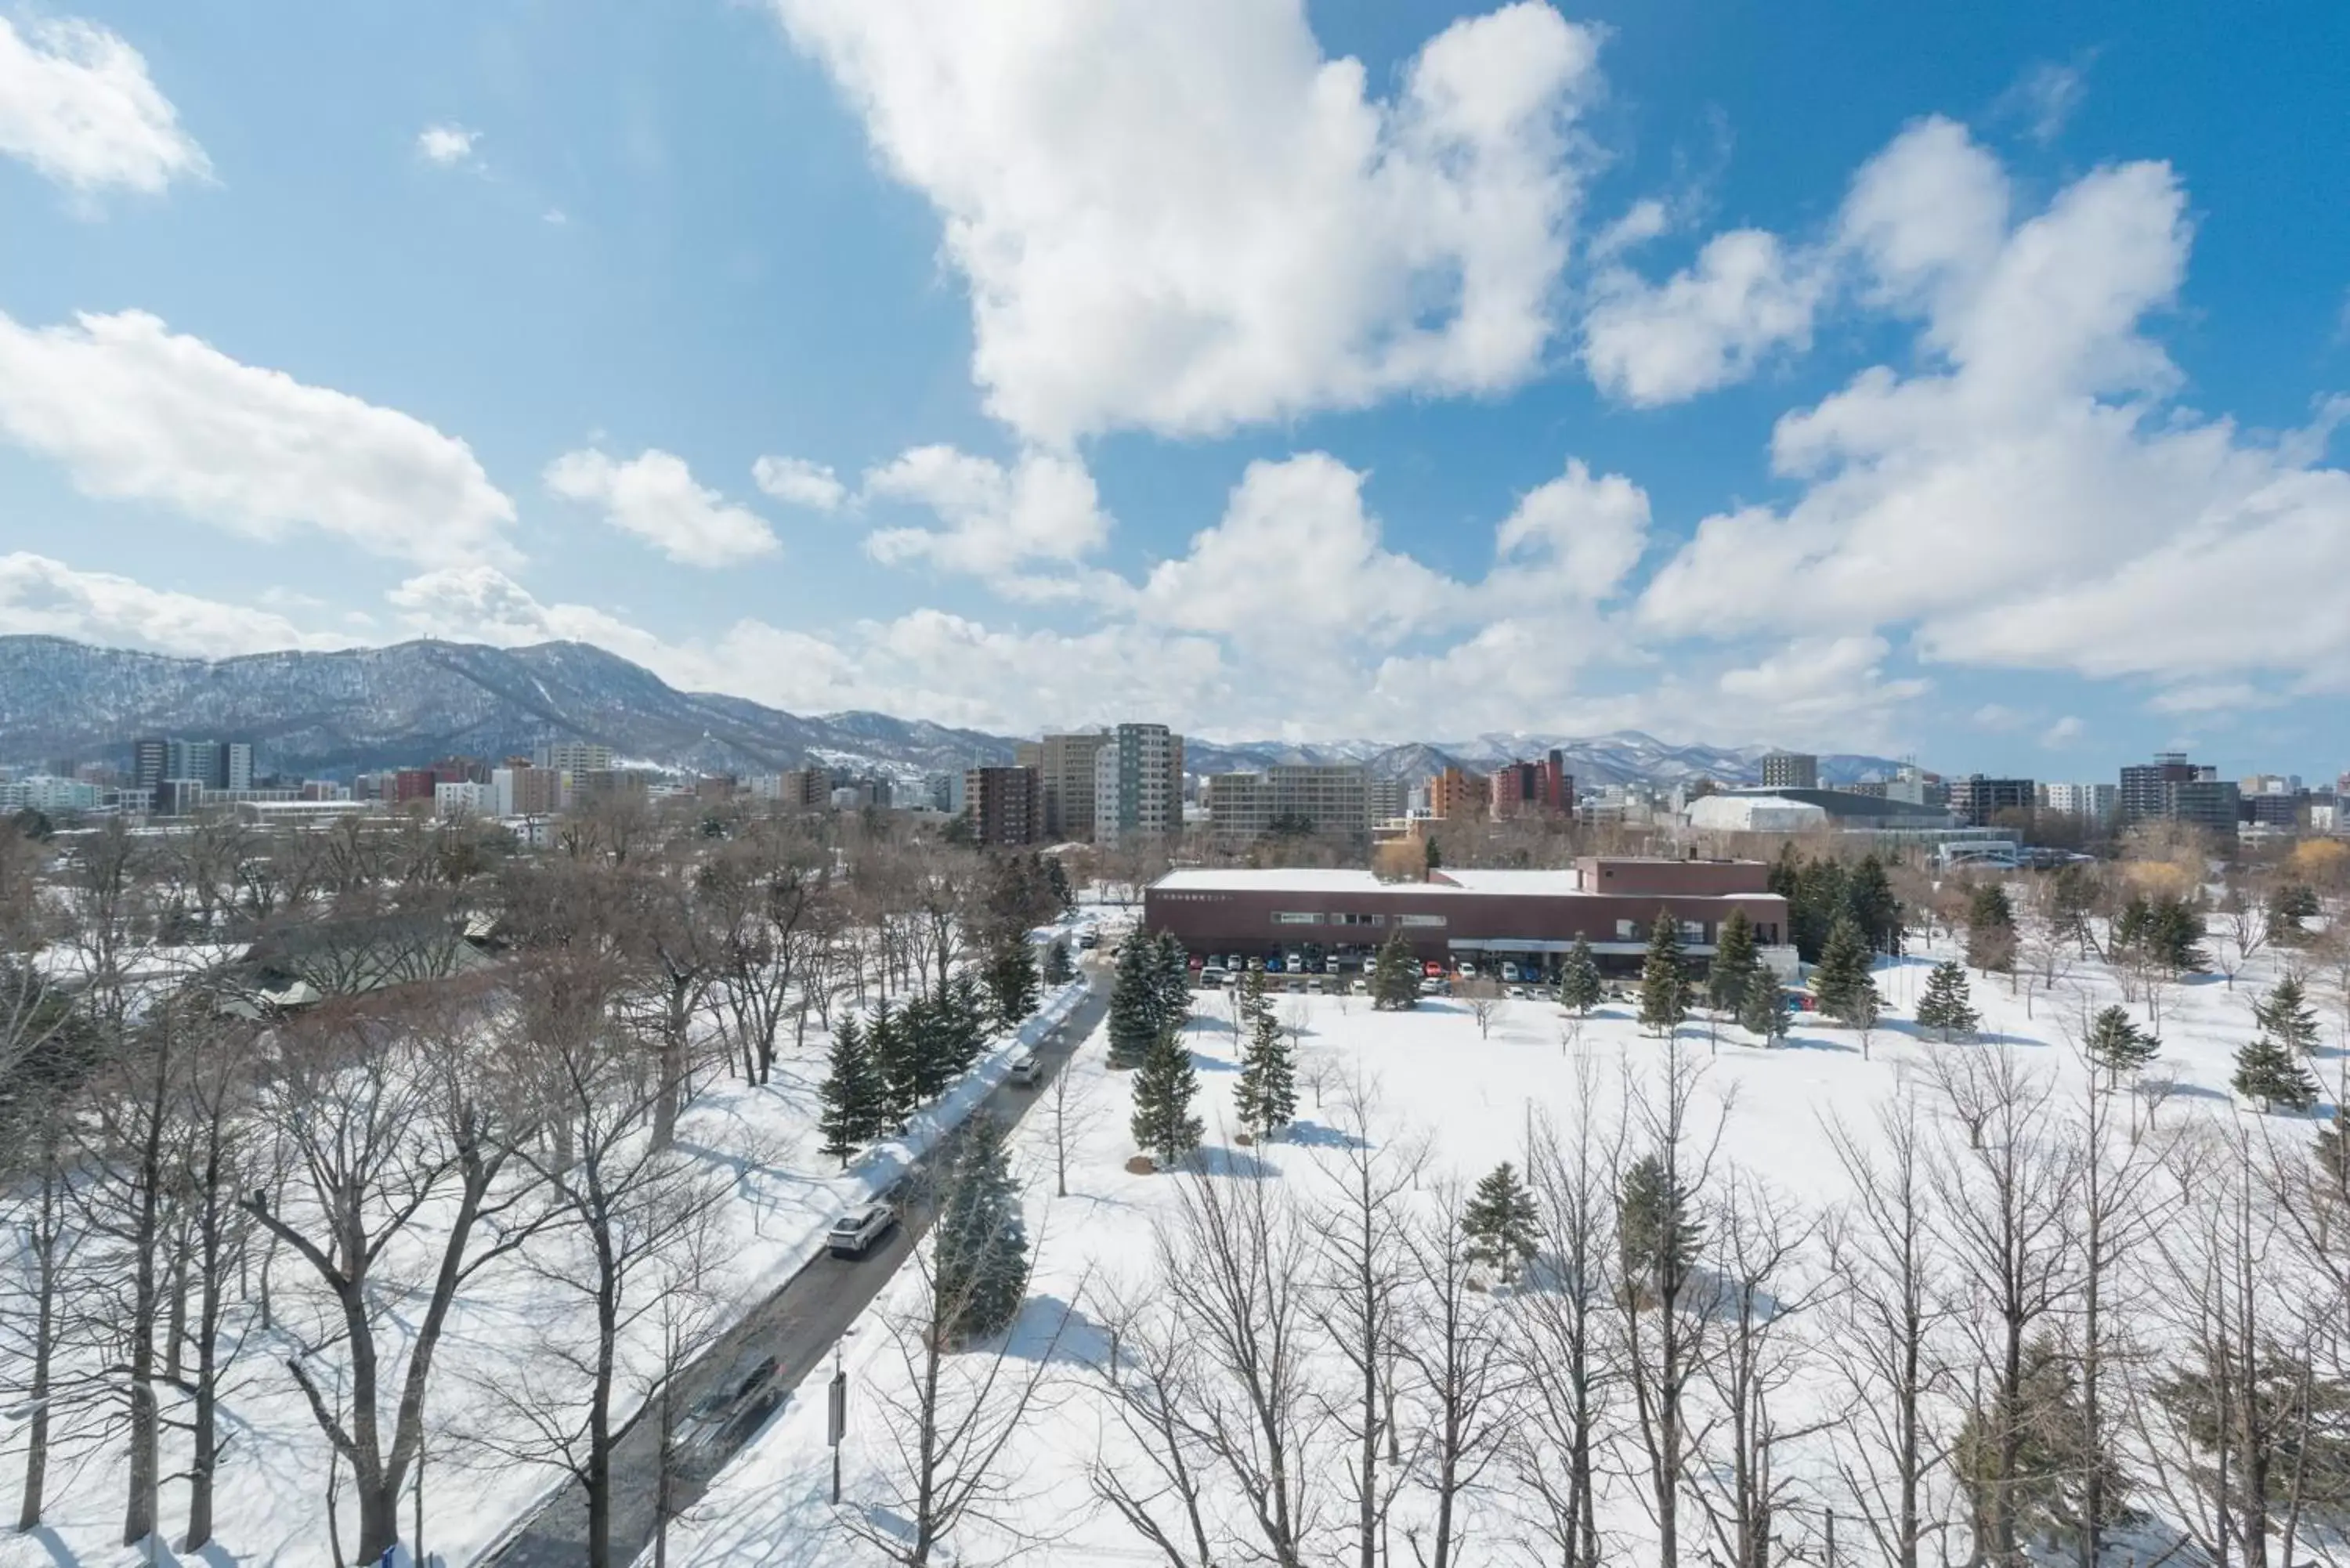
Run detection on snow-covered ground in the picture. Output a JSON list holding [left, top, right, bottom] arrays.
[[654, 926, 2341, 1567], [0, 919, 1097, 1568]]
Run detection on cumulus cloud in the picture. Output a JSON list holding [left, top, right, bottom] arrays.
[[1581, 229, 1827, 405], [1491, 457, 1650, 601], [751, 453, 848, 511], [0, 553, 349, 657], [0, 15, 208, 193], [862, 445, 1108, 595], [1629, 116, 2350, 704], [415, 123, 480, 168], [0, 308, 515, 565], [543, 448, 779, 568], [771, 0, 1601, 442]]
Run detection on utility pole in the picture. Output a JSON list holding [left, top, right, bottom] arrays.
[[827, 1350, 848, 1506]]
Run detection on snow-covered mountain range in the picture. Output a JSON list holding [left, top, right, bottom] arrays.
[[0, 635, 1902, 789]]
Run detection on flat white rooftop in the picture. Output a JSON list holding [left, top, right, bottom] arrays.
[[1152, 867, 1589, 898]]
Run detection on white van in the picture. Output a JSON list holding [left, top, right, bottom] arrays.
[[1008, 1051, 1044, 1087], [828, 1201, 897, 1258]]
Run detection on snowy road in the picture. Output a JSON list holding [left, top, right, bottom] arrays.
[[486, 962, 1112, 1568]]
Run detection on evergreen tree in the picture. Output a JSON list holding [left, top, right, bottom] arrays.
[[2316, 1112, 2350, 1206], [868, 1000, 917, 1125], [945, 972, 989, 1072], [1813, 915, 1878, 1028], [1043, 938, 1076, 987], [1766, 841, 1802, 902], [1844, 853, 1904, 955], [1046, 855, 1075, 915], [1738, 967, 1791, 1046], [2269, 883, 2322, 944], [1129, 1026, 1203, 1166], [1108, 931, 1162, 1068], [2049, 863, 2099, 951], [1236, 959, 1271, 1024], [1954, 1334, 2131, 1558], [1462, 1162, 1542, 1283], [898, 992, 956, 1104], [1791, 856, 1849, 964], [1914, 960, 1981, 1041], [2232, 1030, 2319, 1114], [1233, 1005, 1298, 1140], [1618, 1153, 1701, 1304], [2126, 893, 2209, 974], [817, 1015, 880, 1163], [1556, 938, 1603, 1017], [1965, 883, 2017, 974], [1706, 907, 1759, 1013], [1153, 932, 1192, 1031], [1637, 910, 1690, 1036], [931, 1112, 1029, 1341], [2254, 974, 2323, 1057], [985, 938, 1041, 1028], [1372, 930, 1421, 1011], [2084, 1005, 2159, 1084]]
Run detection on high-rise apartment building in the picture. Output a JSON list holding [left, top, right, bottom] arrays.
[[1428, 766, 1489, 821], [2040, 782, 2118, 822], [2118, 753, 2239, 835], [1020, 732, 1112, 839], [965, 765, 1044, 846], [1366, 775, 1409, 824], [1093, 724, 1183, 841], [1948, 775, 2035, 827], [1204, 764, 1370, 842], [1759, 752, 1819, 791], [1491, 750, 1575, 816], [537, 742, 615, 774]]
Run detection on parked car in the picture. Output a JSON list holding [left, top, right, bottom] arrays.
[[1500, 961, 1521, 983], [1507, 985, 1531, 1000], [1265, 956, 1285, 974], [1077, 931, 1099, 950], [1306, 977, 1325, 993], [1188, 953, 1204, 972], [1422, 959, 1444, 978], [1198, 967, 1226, 988], [1007, 1051, 1045, 1087], [1419, 977, 1443, 995], [680, 1351, 782, 1452], [827, 1200, 898, 1258]]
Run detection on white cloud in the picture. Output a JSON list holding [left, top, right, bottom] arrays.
[[1491, 457, 1650, 602], [1620, 115, 2350, 713], [750, 453, 848, 511], [1580, 229, 1826, 405], [1716, 635, 1930, 728], [2041, 714, 2084, 747], [1136, 453, 1467, 652], [0, 15, 208, 193], [771, 0, 1601, 442], [416, 123, 479, 168], [543, 448, 779, 568], [0, 308, 515, 565], [1998, 60, 2087, 146], [0, 553, 348, 657], [862, 446, 1108, 592]]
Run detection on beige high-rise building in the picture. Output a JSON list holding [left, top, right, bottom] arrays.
[[1020, 732, 1112, 840], [1092, 724, 1183, 841], [1204, 764, 1368, 842]]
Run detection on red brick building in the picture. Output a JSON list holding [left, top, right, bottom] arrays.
[[1144, 858, 1788, 972], [1491, 749, 1575, 816]]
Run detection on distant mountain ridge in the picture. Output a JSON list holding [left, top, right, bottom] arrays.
[[0, 635, 1901, 789]]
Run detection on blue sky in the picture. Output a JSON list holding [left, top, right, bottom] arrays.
[[1, 2, 2345, 779]]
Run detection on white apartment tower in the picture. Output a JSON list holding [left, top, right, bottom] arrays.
[[1093, 723, 1183, 841]]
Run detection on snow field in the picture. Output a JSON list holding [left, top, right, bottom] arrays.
[[655, 926, 2340, 1566]]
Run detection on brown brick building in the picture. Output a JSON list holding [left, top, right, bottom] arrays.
[[1144, 858, 1788, 973]]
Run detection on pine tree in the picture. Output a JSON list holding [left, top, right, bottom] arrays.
[[945, 972, 989, 1072], [898, 992, 956, 1104], [1637, 911, 1690, 1037], [1462, 1162, 1542, 1283], [1618, 1152, 1701, 1305], [1914, 960, 1981, 1041], [1813, 915, 1878, 1028], [1233, 1005, 1297, 1140], [1707, 907, 1759, 1013], [1955, 1334, 2131, 1559], [1130, 1026, 1203, 1166], [1043, 938, 1076, 987], [986, 938, 1041, 1028], [931, 1112, 1029, 1341], [2049, 863, 2099, 952], [2232, 1030, 2319, 1114], [868, 1000, 917, 1125], [1737, 967, 1790, 1046], [1966, 883, 2017, 974], [2254, 974, 2323, 1057], [1108, 931, 1161, 1068], [2084, 1005, 2159, 1084], [1845, 853, 1904, 955], [1154, 932, 1192, 1028], [1237, 959, 1271, 1024], [1047, 855, 1075, 915], [1557, 938, 1603, 1017], [818, 1016, 879, 1164], [1372, 930, 1420, 1011], [1792, 855, 1849, 964]]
